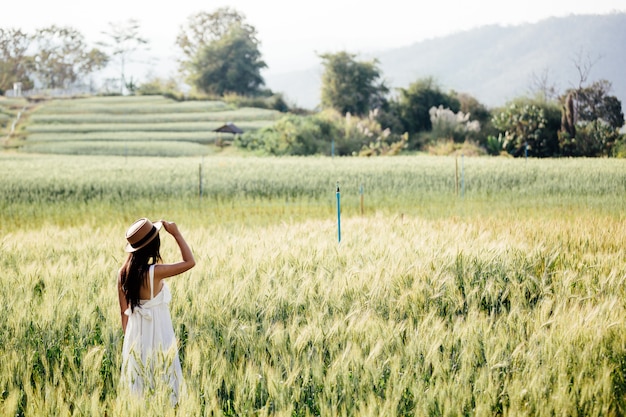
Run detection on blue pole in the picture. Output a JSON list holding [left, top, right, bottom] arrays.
[[360, 183, 364, 216], [336, 182, 341, 243], [525, 142, 528, 160]]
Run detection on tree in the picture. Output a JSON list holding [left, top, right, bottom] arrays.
[[319, 51, 388, 116], [188, 25, 266, 96], [553, 49, 624, 157], [491, 98, 561, 157], [575, 80, 624, 129], [32, 26, 108, 89], [177, 8, 266, 96], [392, 77, 460, 148], [559, 80, 624, 157], [528, 67, 559, 102], [455, 92, 491, 127], [99, 19, 148, 94], [177, 7, 254, 60], [0, 28, 34, 94]]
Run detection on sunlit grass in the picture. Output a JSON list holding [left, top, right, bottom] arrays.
[[1, 154, 625, 415]]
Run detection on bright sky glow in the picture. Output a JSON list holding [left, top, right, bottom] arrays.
[[3, 0, 624, 77]]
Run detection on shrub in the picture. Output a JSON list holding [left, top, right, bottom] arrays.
[[222, 93, 290, 112], [612, 134, 626, 158], [428, 105, 480, 143], [425, 139, 487, 156], [235, 114, 327, 155], [235, 109, 407, 156], [490, 98, 562, 157], [572, 120, 621, 157]]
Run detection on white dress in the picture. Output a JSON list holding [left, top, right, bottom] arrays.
[[120, 264, 183, 404]]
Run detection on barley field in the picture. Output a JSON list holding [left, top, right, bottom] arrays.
[[0, 154, 625, 416]]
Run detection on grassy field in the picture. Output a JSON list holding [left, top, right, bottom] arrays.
[[1, 96, 281, 156], [1, 153, 625, 416]]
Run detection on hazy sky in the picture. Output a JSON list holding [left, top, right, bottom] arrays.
[[4, 0, 625, 77]]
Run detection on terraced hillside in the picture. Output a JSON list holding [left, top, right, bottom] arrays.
[[5, 95, 281, 156], [0, 97, 30, 144]]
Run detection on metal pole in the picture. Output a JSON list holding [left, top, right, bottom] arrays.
[[336, 182, 341, 243], [360, 183, 364, 216], [525, 142, 528, 160]]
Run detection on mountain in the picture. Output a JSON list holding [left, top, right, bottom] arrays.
[[265, 13, 626, 110]]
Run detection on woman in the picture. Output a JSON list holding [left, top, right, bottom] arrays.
[[117, 218, 195, 404]]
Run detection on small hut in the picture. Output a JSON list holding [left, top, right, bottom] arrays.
[[212, 122, 243, 147]]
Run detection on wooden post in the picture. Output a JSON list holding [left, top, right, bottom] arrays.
[[461, 154, 465, 198], [455, 157, 459, 196], [198, 163, 203, 198]]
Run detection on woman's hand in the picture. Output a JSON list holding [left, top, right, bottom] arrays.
[[154, 220, 196, 279], [161, 220, 181, 237]]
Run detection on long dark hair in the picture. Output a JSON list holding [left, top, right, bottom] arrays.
[[120, 236, 162, 312]]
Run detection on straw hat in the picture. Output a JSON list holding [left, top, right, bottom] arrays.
[[125, 218, 162, 252]]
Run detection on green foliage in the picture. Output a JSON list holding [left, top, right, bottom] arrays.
[[178, 8, 266, 97], [599, 95, 625, 129], [612, 135, 626, 158], [359, 132, 408, 156], [136, 77, 179, 96], [392, 77, 460, 148], [559, 80, 624, 157], [492, 103, 544, 156], [176, 7, 255, 61], [560, 120, 622, 157], [574, 80, 624, 129], [491, 98, 561, 157], [189, 26, 266, 96], [484, 135, 505, 156], [235, 114, 331, 156], [425, 139, 488, 156], [0, 112, 10, 129], [0, 26, 107, 91], [236, 109, 406, 156], [222, 92, 289, 112], [0, 28, 34, 93], [342, 109, 406, 156], [455, 92, 491, 127], [319, 51, 388, 116], [33, 26, 108, 89], [428, 105, 480, 143]]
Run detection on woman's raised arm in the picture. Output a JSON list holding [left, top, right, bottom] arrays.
[[155, 221, 196, 279]]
